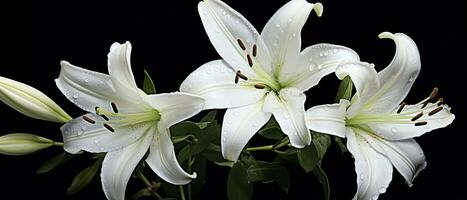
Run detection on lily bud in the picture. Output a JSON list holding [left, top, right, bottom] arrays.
[[0, 76, 72, 123], [0, 133, 56, 155]]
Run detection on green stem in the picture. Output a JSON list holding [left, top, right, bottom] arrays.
[[137, 171, 162, 200], [246, 145, 274, 152], [179, 185, 186, 200], [273, 138, 290, 149], [53, 142, 64, 146], [187, 147, 194, 200]]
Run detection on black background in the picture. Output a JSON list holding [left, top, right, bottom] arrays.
[[0, 0, 466, 199]]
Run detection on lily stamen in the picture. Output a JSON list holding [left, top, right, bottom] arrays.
[[247, 54, 253, 67], [236, 70, 248, 81], [414, 121, 428, 126], [103, 123, 115, 132], [252, 44, 257, 57], [82, 116, 96, 124], [437, 98, 444, 106], [111, 102, 119, 113], [254, 84, 267, 89], [411, 112, 423, 121], [428, 107, 443, 116], [397, 102, 406, 114], [429, 87, 439, 99], [237, 39, 246, 50]]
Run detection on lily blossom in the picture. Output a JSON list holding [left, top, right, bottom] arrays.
[[56, 42, 205, 200], [181, 0, 359, 161], [305, 32, 454, 200]]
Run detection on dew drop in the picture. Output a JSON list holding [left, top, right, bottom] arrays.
[[275, 23, 281, 28], [188, 84, 193, 89], [80, 126, 87, 131], [408, 75, 416, 82], [234, 112, 239, 116], [205, 70, 212, 75], [284, 115, 290, 119], [292, 33, 297, 38], [333, 49, 338, 54], [288, 18, 293, 23], [323, 52, 329, 56], [360, 174, 365, 180], [93, 139, 99, 144], [72, 94, 79, 99], [390, 127, 398, 134], [319, 52, 324, 57], [84, 79, 89, 84], [203, 11, 208, 15], [216, 28, 221, 33], [221, 10, 227, 16], [253, 123, 258, 127]]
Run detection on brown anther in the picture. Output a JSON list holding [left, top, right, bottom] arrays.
[[429, 87, 439, 99], [414, 121, 428, 126], [397, 102, 406, 114], [236, 70, 248, 80], [95, 106, 99, 112], [111, 102, 119, 113], [104, 124, 115, 132], [235, 74, 240, 84], [411, 112, 423, 121], [437, 98, 444, 106], [100, 115, 110, 121], [428, 107, 443, 116], [82, 116, 96, 124], [247, 54, 253, 67], [254, 84, 267, 89], [237, 39, 246, 50], [252, 44, 257, 57]]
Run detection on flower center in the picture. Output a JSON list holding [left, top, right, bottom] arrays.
[[346, 87, 445, 127], [82, 102, 161, 132], [233, 39, 282, 92]]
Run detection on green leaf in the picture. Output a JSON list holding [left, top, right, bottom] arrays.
[[170, 121, 201, 137], [335, 76, 353, 102], [247, 161, 290, 193], [202, 144, 228, 163], [177, 145, 191, 164], [227, 161, 253, 200], [259, 127, 283, 140], [161, 183, 178, 198], [334, 137, 348, 154], [172, 134, 196, 144], [67, 157, 103, 194], [313, 165, 330, 200], [143, 70, 156, 94], [191, 120, 220, 155], [37, 152, 75, 174], [297, 145, 319, 173], [191, 156, 207, 194], [312, 132, 331, 161], [131, 188, 151, 200], [200, 110, 217, 122]]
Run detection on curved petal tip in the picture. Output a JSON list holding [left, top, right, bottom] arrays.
[[312, 2, 323, 17], [378, 31, 395, 39]]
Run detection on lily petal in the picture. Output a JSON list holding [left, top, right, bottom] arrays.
[[56, 61, 148, 113], [263, 88, 310, 148], [107, 42, 140, 95], [221, 101, 271, 161], [146, 92, 205, 128], [198, 0, 271, 76], [146, 127, 196, 185], [261, 0, 323, 77], [101, 132, 152, 200], [335, 62, 380, 117], [369, 103, 455, 140], [305, 99, 349, 138], [285, 43, 360, 91], [61, 113, 153, 154], [180, 60, 267, 109], [366, 32, 421, 113], [347, 128, 393, 200], [359, 133, 427, 186]]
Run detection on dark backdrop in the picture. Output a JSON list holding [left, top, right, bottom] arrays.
[[0, 0, 465, 199]]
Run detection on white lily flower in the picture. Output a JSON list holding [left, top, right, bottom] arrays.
[[305, 32, 455, 200], [56, 42, 205, 200], [181, 0, 359, 161], [0, 76, 72, 123]]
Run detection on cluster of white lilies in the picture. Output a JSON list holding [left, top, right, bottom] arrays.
[[0, 0, 454, 200]]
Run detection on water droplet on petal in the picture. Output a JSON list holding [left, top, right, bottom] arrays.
[[275, 23, 281, 28], [292, 33, 297, 38], [408, 75, 416, 83], [284, 115, 290, 119], [323, 52, 329, 56], [216, 28, 221, 33], [379, 188, 386, 193], [360, 174, 365, 180], [391, 127, 398, 134], [84, 79, 89, 84], [203, 11, 208, 15], [234, 112, 239, 116], [333, 49, 338, 54], [288, 18, 293, 23], [253, 123, 258, 127], [205, 70, 212, 75], [72, 94, 79, 99], [80, 126, 87, 131]]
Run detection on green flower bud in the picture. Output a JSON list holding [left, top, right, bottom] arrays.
[[0, 133, 56, 155]]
